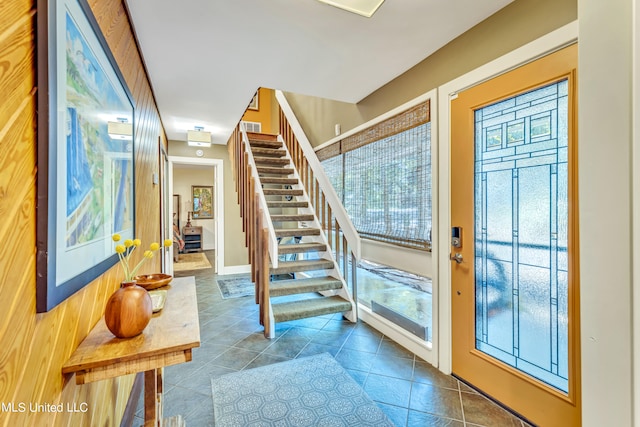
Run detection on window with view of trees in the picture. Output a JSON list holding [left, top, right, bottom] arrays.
[[318, 102, 432, 251]]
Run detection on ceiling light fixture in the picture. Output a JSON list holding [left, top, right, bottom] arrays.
[[107, 118, 133, 140], [187, 126, 212, 147], [316, 0, 385, 17]]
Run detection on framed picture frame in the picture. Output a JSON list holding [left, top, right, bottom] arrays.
[[192, 185, 214, 219], [36, 0, 135, 312], [248, 91, 259, 110]]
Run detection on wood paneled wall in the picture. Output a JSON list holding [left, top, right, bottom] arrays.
[[0, 0, 165, 425]]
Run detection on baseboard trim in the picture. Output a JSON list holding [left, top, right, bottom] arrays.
[[220, 264, 251, 275]]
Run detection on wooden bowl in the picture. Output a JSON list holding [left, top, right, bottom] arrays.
[[134, 273, 173, 290]]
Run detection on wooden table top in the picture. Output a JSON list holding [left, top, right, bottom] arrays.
[[62, 276, 200, 379]]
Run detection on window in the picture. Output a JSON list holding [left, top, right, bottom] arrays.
[[319, 102, 432, 250]]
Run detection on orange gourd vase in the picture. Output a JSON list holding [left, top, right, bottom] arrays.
[[105, 281, 153, 338]]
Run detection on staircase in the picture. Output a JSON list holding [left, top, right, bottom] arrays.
[[244, 132, 356, 337]]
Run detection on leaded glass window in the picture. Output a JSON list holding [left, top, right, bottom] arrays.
[[474, 79, 569, 392]]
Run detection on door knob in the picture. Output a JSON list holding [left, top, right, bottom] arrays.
[[450, 252, 463, 264]]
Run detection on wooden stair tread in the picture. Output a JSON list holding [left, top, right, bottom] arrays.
[[268, 201, 309, 208], [247, 132, 278, 141], [275, 227, 320, 237], [263, 188, 304, 196], [270, 276, 343, 297], [271, 214, 315, 222], [254, 157, 290, 165], [278, 242, 327, 254], [257, 166, 294, 175], [271, 259, 334, 274], [272, 296, 352, 323], [251, 147, 286, 157], [250, 140, 281, 149], [261, 177, 298, 185]]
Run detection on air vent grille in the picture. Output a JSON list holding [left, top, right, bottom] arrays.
[[241, 121, 262, 133]]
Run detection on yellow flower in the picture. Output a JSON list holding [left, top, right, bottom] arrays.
[[113, 234, 160, 282], [164, 239, 173, 247]]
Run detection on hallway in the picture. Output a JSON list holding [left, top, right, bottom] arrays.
[[135, 252, 531, 426]]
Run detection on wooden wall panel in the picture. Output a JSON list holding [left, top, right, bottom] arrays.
[[0, 0, 166, 425]]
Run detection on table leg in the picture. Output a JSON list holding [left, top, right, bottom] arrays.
[[144, 368, 162, 427]]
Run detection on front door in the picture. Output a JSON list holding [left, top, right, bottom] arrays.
[[450, 44, 580, 426]]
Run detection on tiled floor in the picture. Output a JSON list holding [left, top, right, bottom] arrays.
[[134, 251, 531, 426]]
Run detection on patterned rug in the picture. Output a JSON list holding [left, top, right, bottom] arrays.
[[216, 276, 254, 299], [211, 353, 394, 426], [173, 252, 212, 272]]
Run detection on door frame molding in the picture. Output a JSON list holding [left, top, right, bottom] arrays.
[[633, 0, 640, 421], [435, 21, 578, 375], [167, 156, 224, 274]]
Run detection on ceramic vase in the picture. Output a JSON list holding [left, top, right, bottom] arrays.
[[104, 281, 153, 338]]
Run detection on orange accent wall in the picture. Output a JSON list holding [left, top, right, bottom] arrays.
[[241, 87, 276, 134], [0, 0, 165, 425]]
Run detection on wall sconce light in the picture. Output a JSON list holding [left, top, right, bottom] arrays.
[[108, 118, 133, 140], [187, 126, 211, 147]]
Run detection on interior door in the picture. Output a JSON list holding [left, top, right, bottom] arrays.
[[450, 44, 580, 427]]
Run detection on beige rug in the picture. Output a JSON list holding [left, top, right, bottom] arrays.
[[173, 252, 212, 272]]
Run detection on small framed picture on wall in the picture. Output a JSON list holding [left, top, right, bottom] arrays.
[[248, 91, 259, 110], [192, 185, 214, 219]]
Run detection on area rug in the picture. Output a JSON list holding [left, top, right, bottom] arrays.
[[216, 276, 254, 299], [211, 353, 394, 426], [173, 252, 212, 272]]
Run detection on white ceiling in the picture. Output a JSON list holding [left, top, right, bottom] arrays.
[[126, 0, 513, 145]]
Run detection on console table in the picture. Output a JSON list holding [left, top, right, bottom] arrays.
[[63, 277, 200, 427], [183, 226, 203, 253]]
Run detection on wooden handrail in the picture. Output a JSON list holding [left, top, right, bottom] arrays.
[[229, 124, 279, 266], [228, 124, 278, 334], [241, 130, 279, 266], [229, 105, 361, 334]]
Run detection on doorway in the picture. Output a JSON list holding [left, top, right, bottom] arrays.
[[449, 44, 579, 426], [168, 156, 224, 275]]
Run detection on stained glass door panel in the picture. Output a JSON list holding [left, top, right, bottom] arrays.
[[474, 80, 569, 392]]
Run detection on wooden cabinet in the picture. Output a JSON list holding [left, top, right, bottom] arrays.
[[183, 226, 203, 253]]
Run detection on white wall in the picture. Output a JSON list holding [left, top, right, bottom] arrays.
[[173, 166, 216, 250], [579, 0, 634, 425]]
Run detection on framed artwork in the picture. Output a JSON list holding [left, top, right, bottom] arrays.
[[192, 185, 214, 219], [36, 0, 135, 312], [248, 91, 259, 110]]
